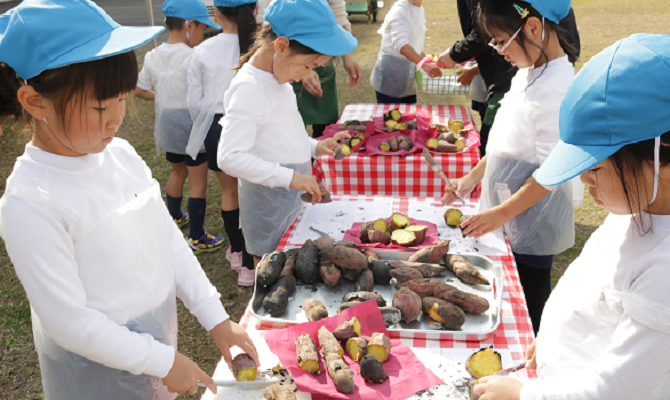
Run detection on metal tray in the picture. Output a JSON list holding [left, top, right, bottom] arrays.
[[250, 249, 503, 341]]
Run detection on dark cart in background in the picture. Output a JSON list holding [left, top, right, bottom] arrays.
[[346, 0, 379, 22]]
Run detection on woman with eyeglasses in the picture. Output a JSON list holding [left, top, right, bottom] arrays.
[[442, 0, 577, 334]]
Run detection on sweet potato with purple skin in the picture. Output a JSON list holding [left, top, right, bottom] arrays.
[[346, 337, 368, 362], [390, 229, 416, 247], [389, 136, 399, 152], [388, 260, 447, 277], [296, 240, 321, 284], [398, 136, 414, 151], [396, 278, 445, 298], [320, 246, 368, 271], [389, 213, 411, 232], [337, 300, 361, 313], [368, 229, 391, 245], [405, 225, 428, 244], [325, 353, 355, 394], [301, 188, 333, 204], [392, 287, 422, 323], [389, 267, 423, 283], [366, 251, 393, 285], [360, 354, 389, 383], [333, 317, 362, 341], [367, 332, 392, 363], [295, 333, 320, 374], [263, 276, 297, 316], [359, 222, 372, 244], [408, 239, 450, 263], [444, 254, 490, 285], [334, 144, 351, 161], [444, 208, 463, 228], [280, 248, 300, 277], [318, 326, 344, 357], [263, 382, 297, 400], [232, 353, 258, 381], [336, 240, 356, 248], [355, 269, 374, 292], [379, 141, 391, 152], [257, 251, 288, 287], [342, 291, 386, 307], [340, 267, 361, 281], [421, 297, 466, 330], [304, 299, 328, 321], [380, 307, 402, 327], [313, 236, 335, 252], [437, 131, 457, 144], [434, 283, 489, 314], [320, 262, 342, 287]]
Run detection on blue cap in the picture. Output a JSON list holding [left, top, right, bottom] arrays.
[[265, 0, 357, 57], [0, 0, 163, 80], [214, 0, 256, 7], [525, 0, 571, 24], [163, 0, 221, 29], [535, 33, 670, 186]]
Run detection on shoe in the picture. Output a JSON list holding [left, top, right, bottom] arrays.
[[237, 267, 255, 286], [174, 210, 189, 228], [188, 232, 225, 255], [226, 248, 243, 271]]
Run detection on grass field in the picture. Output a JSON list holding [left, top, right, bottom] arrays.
[[0, 1, 668, 398]]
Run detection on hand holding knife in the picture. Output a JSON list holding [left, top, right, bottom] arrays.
[[422, 148, 466, 205]]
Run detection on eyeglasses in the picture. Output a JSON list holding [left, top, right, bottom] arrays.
[[488, 23, 525, 53]]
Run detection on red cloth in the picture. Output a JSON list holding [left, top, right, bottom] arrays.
[[361, 131, 422, 157], [261, 300, 443, 400], [343, 218, 439, 251]]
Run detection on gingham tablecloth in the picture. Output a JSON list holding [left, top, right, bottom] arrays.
[[313, 103, 482, 198], [237, 197, 536, 377]]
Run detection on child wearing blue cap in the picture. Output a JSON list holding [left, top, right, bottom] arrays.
[[187, 0, 258, 285], [474, 33, 670, 400], [0, 0, 257, 398], [442, 0, 578, 334], [135, 0, 226, 255], [217, 0, 356, 265], [370, 0, 442, 104]]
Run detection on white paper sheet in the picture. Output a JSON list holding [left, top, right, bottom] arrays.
[[289, 196, 394, 245]]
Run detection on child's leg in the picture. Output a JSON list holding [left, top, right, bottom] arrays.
[[165, 153, 188, 222], [186, 153, 225, 253], [513, 252, 554, 335]]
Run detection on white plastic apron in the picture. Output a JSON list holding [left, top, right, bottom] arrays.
[[154, 58, 195, 156], [186, 46, 236, 159], [9, 182, 178, 400]]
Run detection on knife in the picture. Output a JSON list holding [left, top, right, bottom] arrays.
[[422, 148, 466, 205], [492, 362, 527, 377], [198, 377, 280, 391], [310, 226, 338, 242]]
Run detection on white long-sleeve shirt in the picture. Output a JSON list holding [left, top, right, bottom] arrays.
[[521, 213, 670, 400], [0, 139, 228, 379], [376, 0, 426, 58], [328, 0, 351, 31], [217, 63, 318, 189]]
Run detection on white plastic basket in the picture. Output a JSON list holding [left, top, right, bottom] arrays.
[[416, 67, 470, 95]]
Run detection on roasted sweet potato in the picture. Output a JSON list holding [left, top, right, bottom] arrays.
[[340, 137, 351, 147], [318, 326, 344, 357], [263, 276, 297, 316], [465, 348, 503, 379], [280, 248, 300, 277], [460, 215, 472, 238], [434, 283, 489, 314], [369, 261, 393, 285], [437, 131, 457, 144], [342, 291, 386, 307], [301, 188, 332, 204], [320, 246, 368, 271], [337, 300, 360, 313], [390, 229, 416, 247], [444, 254, 489, 285], [408, 239, 450, 263], [379, 141, 391, 152], [333, 317, 361, 341], [405, 225, 428, 244], [444, 208, 463, 228], [396, 278, 444, 298], [454, 137, 466, 152], [295, 333, 320, 374], [380, 307, 402, 327], [346, 337, 368, 362], [350, 137, 361, 148], [313, 236, 335, 252], [355, 269, 374, 292], [388, 260, 447, 277], [360, 354, 389, 383], [373, 219, 389, 232], [389, 213, 411, 232], [392, 287, 422, 323], [263, 382, 297, 400], [257, 251, 288, 287], [367, 332, 392, 363], [334, 144, 351, 161], [384, 108, 402, 121], [421, 297, 466, 330], [341, 267, 361, 281], [359, 222, 372, 244], [448, 119, 464, 132], [325, 353, 355, 394], [319, 261, 342, 287], [296, 240, 321, 284], [336, 240, 356, 248], [398, 136, 414, 151], [389, 267, 423, 283], [232, 353, 258, 381], [368, 229, 391, 245], [406, 120, 417, 130], [389, 136, 399, 152], [304, 299, 328, 322]]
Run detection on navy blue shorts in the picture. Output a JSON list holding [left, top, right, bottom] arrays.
[[204, 113, 224, 172], [165, 151, 207, 167]]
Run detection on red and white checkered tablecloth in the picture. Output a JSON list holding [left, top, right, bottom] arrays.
[[313, 104, 482, 198], [237, 196, 536, 379]]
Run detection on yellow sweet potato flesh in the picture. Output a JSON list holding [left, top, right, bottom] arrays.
[[390, 229, 416, 247], [426, 137, 439, 149], [351, 138, 361, 147], [467, 349, 503, 378], [367, 332, 391, 363], [455, 138, 466, 152], [390, 213, 411, 231], [346, 337, 368, 362], [445, 208, 463, 227], [448, 119, 464, 132], [380, 141, 391, 152], [373, 219, 389, 232]]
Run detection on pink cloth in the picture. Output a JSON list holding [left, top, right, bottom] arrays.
[[343, 218, 439, 251], [416, 123, 481, 154], [362, 131, 422, 156], [262, 300, 443, 400]]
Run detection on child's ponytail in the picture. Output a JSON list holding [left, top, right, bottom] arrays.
[[216, 3, 258, 58], [0, 63, 27, 125]]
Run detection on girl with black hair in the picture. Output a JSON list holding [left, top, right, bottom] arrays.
[[442, 0, 577, 334], [187, 0, 258, 285]]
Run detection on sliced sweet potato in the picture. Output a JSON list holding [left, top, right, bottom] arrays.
[[408, 239, 450, 263], [325, 353, 355, 394], [295, 333, 320, 374], [318, 326, 344, 357], [444, 254, 490, 285], [405, 225, 428, 245], [388, 260, 447, 277], [304, 299, 328, 322], [334, 144, 351, 161], [389, 213, 411, 232], [444, 208, 463, 228], [392, 287, 422, 323], [295, 240, 321, 284], [465, 348, 503, 379], [313, 236, 335, 252], [320, 262, 342, 287], [389, 136, 399, 152], [396, 278, 444, 298], [367, 332, 392, 363], [380, 306, 402, 327], [389, 267, 423, 283], [454, 137, 466, 152], [355, 269, 375, 292], [350, 137, 361, 148], [421, 297, 466, 330], [460, 215, 472, 238], [280, 248, 300, 277], [232, 353, 257, 381], [434, 282, 490, 314], [359, 222, 372, 244], [342, 291, 386, 307], [346, 337, 368, 362], [373, 219, 389, 232], [379, 141, 391, 152], [257, 251, 288, 287], [333, 317, 361, 341], [301, 189, 332, 204], [384, 108, 402, 121], [398, 136, 414, 151], [436, 140, 458, 153], [368, 229, 391, 245], [437, 131, 457, 144], [426, 137, 439, 150], [448, 119, 464, 132], [390, 229, 416, 247], [360, 354, 389, 383], [263, 382, 297, 400], [263, 276, 297, 316], [341, 267, 361, 281], [320, 246, 368, 271]]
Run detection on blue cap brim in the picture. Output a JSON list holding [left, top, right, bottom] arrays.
[[194, 16, 221, 29], [534, 140, 624, 186], [294, 26, 358, 57], [42, 25, 164, 76]]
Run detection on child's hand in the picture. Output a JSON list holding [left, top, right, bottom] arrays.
[[473, 375, 523, 400], [461, 206, 510, 238], [315, 131, 351, 158], [290, 172, 321, 204], [436, 49, 457, 69], [302, 70, 323, 97], [210, 320, 260, 372], [422, 63, 443, 78], [162, 352, 217, 395], [441, 175, 477, 205], [457, 64, 480, 86], [525, 339, 537, 370], [342, 54, 362, 87]]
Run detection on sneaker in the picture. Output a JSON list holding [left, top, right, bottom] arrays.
[[174, 210, 189, 228], [237, 267, 255, 286], [188, 232, 225, 255], [226, 248, 243, 271]]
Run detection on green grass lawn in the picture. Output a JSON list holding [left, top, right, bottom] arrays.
[[0, 0, 668, 398]]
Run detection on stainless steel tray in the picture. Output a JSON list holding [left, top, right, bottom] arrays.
[[250, 249, 503, 341]]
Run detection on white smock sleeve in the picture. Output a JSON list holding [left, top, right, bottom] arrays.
[[389, 14, 411, 54], [137, 53, 153, 91], [328, 0, 351, 30], [521, 266, 670, 400], [310, 137, 319, 159], [187, 54, 204, 121], [0, 199, 175, 379]]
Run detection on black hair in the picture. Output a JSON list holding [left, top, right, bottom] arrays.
[[606, 130, 670, 235], [165, 16, 201, 31], [478, 0, 579, 67], [0, 51, 138, 134], [235, 22, 320, 71], [216, 3, 258, 56]]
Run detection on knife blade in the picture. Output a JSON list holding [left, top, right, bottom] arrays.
[[492, 362, 527, 377], [422, 148, 466, 205], [310, 226, 338, 242], [198, 377, 280, 391]]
